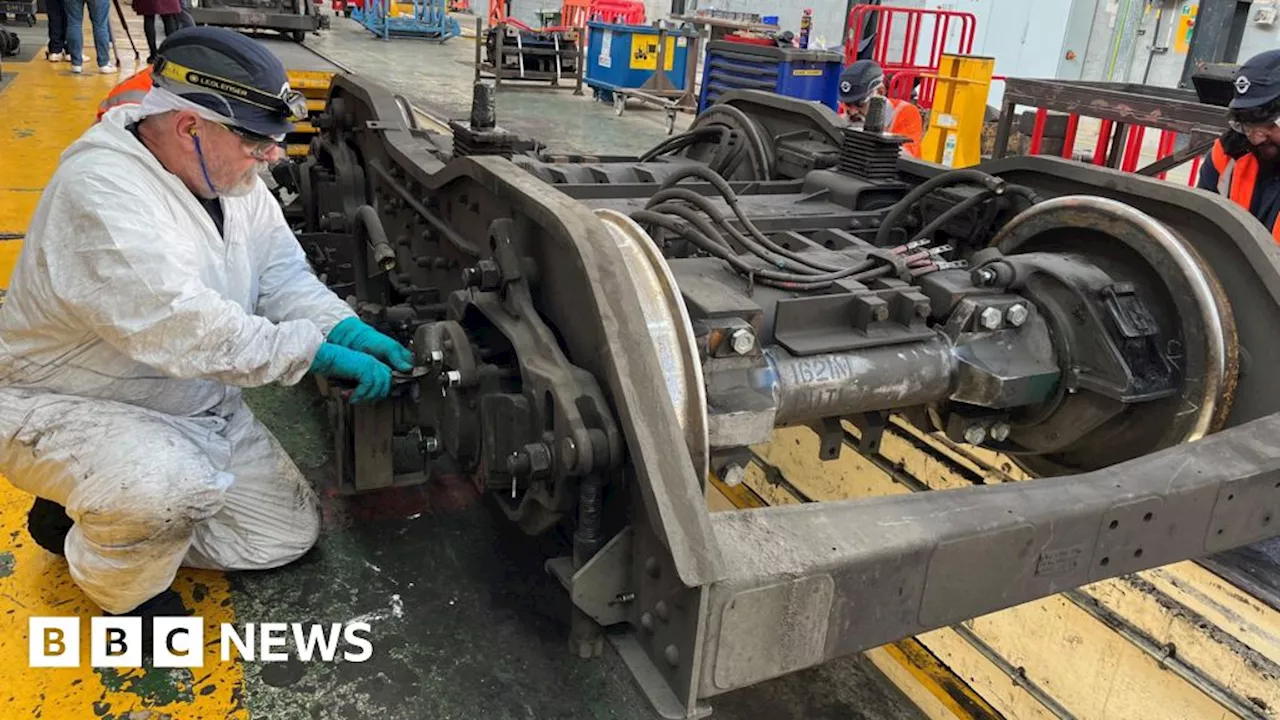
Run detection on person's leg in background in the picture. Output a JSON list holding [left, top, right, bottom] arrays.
[[64, 0, 84, 72], [87, 0, 115, 72], [142, 13, 157, 63], [161, 12, 180, 37], [45, 0, 68, 61]]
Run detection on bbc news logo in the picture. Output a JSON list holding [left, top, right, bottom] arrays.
[[29, 617, 373, 668]]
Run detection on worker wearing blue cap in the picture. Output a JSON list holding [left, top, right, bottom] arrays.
[[1200, 49, 1280, 242], [839, 59, 923, 158], [0, 27, 412, 621]]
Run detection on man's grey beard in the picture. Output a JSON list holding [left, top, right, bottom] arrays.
[[220, 161, 268, 198]]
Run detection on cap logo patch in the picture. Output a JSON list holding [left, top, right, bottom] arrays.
[[1235, 75, 1251, 94], [840, 80, 852, 94]]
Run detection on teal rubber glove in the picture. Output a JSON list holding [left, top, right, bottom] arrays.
[[310, 343, 393, 404], [327, 317, 414, 373]]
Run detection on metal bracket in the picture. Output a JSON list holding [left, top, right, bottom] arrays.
[[846, 411, 887, 454], [808, 417, 844, 461]]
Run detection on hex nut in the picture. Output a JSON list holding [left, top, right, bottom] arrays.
[[964, 425, 987, 445], [722, 464, 747, 487], [1006, 304, 1029, 327], [990, 422, 1011, 442], [978, 307, 1003, 330], [730, 328, 755, 355]]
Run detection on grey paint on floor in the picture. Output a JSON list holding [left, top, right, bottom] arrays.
[[300, 18, 687, 155]]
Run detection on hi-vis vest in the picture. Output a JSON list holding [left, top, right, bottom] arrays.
[[96, 67, 154, 122], [1210, 138, 1280, 243]]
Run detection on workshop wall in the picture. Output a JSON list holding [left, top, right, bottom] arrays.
[[1235, 0, 1280, 64]]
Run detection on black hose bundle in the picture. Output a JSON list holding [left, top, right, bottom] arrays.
[[632, 162, 1043, 288], [632, 165, 896, 291]]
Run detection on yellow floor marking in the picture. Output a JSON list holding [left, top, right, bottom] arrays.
[[0, 35, 247, 719]]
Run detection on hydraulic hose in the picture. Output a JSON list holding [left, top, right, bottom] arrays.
[[908, 190, 996, 245], [634, 207, 883, 291], [874, 168, 1007, 248], [645, 187, 841, 274]]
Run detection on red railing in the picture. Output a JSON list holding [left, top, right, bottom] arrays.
[[844, 6, 976, 109], [488, 0, 641, 32], [1025, 112, 1204, 187]]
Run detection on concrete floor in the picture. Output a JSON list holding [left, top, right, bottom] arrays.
[[301, 16, 691, 155]]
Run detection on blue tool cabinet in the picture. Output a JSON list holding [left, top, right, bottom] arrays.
[[697, 40, 843, 111]]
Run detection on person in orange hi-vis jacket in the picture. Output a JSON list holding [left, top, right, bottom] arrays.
[[1197, 49, 1280, 244], [837, 59, 923, 158], [96, 65, 155, 122]]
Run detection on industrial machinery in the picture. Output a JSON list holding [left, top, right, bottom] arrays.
[[291, 76, 1280, 718], [475, 18, 583, 91], [190, 0, 329, 42], [352, 0, 460, 41]]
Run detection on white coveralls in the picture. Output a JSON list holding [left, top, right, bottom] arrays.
[[0, 104, 355, 614]]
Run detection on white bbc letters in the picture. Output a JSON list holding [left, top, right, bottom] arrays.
[[29, 617, 80, 667], [91, 617, 142, 667], [152, 617, 204, 668]]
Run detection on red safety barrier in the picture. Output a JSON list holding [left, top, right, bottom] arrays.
[[1026, 113, 1203, 187], [488, 0, 633, 34], [1061, 114, 1080, 159], [844, 5, 976, 109]]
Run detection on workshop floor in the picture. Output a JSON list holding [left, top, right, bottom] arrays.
[[302, 16, 691, 155], [0, 14, 926, 720]]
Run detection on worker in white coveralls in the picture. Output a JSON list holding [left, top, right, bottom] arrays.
[[0, 27, 414, 621]]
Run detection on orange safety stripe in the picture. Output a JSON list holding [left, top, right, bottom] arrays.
[[96, 66, 155, 122], [1210, 138, 1280, 243]]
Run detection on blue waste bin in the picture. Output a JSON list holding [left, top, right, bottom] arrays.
[[585, 21, 697, 101], [698, 40, 844, 112]]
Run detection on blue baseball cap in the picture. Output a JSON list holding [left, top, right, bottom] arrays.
[[839, 59, 885, 106], [151, 27, 306, 139], [1229, 49, 1280, 111]]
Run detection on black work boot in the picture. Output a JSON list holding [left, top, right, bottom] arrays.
[[26, 497, 74, 556], [108, 589, 193, 663]]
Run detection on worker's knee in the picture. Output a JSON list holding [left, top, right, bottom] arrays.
[[68, 456, 232, 548]]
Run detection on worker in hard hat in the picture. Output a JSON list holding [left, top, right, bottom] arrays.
[[839, 59, 924, 158], [1199, 49, 1280, 242], [0, 27, 413, 621]]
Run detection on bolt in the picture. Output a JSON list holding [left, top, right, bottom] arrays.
[[423, 435, 441, 454], [426, 349, 444, 367], [664, 644, 680, 667], [722, 464, 746, 487], [964, 425, 987, 446], [872, 305, 889, 323], [640, 613, 655, 632], [560, 436, 578, 469], [506, 451, 531, 476], [644, 556, 661, 579], [443, 370, 462, 387], [522, 442, 553, 474], [973, 267, 997, 286], [462, 259, 502, 291], [1006, 303, 1029, 327], [730, 328, 755, 355], [990, 422, 1011, 442], [978, 307, 1003, 330], [655, 600, 670, 621], [612, 592, 635, 605]]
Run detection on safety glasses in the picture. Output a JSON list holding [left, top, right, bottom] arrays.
[[1228, 115, 1280, 140], [219, 122, 283, 161]]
